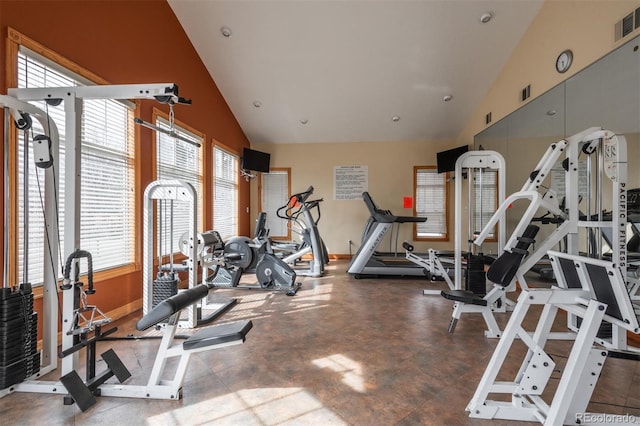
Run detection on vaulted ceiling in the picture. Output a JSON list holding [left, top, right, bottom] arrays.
[[168, 0, 544, 144]]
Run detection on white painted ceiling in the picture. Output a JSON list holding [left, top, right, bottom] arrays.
[[168, 0, 544, 144]]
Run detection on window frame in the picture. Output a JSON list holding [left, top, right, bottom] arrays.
[[413, 165, 450, 242], [212, 142, 240, 239], [6, 28, 140, 287]]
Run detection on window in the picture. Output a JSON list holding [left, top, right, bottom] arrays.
[[154, 111, 204, 256], [14, 47, 136, 285], [473, 169, 498, 240], [259, 169, 291, 240], [414, 166, 448, 240], [213, 145, 239, 239]]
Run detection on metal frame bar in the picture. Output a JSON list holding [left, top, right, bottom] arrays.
[[449, 129, 630, 341], [1, 83, 195, 398], [143, 180, 198, 328], [454, 151, 506, 290], [467, 250, 638, 424], [0, 96, 60, 376]]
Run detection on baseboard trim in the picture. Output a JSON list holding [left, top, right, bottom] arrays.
[[330, 254, 352, 260]]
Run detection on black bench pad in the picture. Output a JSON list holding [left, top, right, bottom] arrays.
[[183, 320, 253, 351], [441, 290, 487, 306], [137, 284, 210, 331]]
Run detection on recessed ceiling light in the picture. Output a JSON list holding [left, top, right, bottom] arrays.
[[443, 95, 453, 102], [392, 115, 400, 122], [221, 26, 232, 37], [252, 100, 262, 108], [479, 12, 493, 24]]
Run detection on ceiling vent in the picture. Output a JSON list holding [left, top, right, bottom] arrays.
[[615, 7, 640, 42]]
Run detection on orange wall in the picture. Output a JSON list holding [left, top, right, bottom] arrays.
[[0, 1, 251, 324]]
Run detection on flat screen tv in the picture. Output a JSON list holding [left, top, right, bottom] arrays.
[[241, 148, 270, 173], [437, 145, 469, 174]]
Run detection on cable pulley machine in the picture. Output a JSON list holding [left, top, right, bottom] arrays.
[[0, 84, 251, 411]]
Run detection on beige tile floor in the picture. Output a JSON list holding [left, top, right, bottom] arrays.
[[1, 260, 638, 425]]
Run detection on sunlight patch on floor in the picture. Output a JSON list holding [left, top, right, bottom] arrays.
[[312, 353, 366, 393], [146, 387, 346, 425]]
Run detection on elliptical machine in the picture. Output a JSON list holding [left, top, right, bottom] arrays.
[[258, 186, 329, 277]]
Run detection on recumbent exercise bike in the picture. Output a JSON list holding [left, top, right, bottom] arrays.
[[182, 228, 301, 296]]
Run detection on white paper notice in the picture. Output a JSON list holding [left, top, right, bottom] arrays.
[[334, 165, 368, 200]]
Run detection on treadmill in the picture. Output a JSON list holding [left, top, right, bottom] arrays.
[[347, 192, 428, 278]]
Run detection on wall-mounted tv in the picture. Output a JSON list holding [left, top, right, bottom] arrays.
[[436, 145, 469, 174], [241, 148, 271, 173]]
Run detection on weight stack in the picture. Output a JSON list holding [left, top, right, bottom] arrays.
[[465, 253, 487, 297], [152, 273, 179, 308], [0, 284, 40, 389]]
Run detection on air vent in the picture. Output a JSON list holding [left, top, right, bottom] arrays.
[[521, 84, 531, 102], [615, 8, 640, 41]]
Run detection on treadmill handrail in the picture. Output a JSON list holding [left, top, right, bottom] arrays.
[[362, 192, 427, 224]]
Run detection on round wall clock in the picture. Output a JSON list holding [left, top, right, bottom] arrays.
[[555, 49, 573, 73]]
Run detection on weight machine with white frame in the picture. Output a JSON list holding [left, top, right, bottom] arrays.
[[0, 84, 246, 407], [467, 251, 639, 425], [445, 128, 631, 343], [452, 150, 506, 291], [1, 95, 60, 379], [406, 151, 506, 293], [142, 179, 236, 328]]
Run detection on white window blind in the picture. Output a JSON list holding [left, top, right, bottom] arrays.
[[261, 170, 290, 238], [155, 116, 203, 256], [473, 169, 497, 238], [213, 147, 239, 240], [16, 49, 135, 285], [415, 168, 447, 238]]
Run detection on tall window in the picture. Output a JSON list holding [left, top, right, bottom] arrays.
[[473, 169, 498, 239], [414, 166, 448, 240], [15, 47, 135, 285], [155, 112, 204, 256], [259, 169, 291, 240], [213, 146, 239, 239]]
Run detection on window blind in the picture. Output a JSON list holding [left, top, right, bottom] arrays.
[[261, 171, 290, 238], [155, 117, 203, 256], [16, 50, 135, 285], [213, 147, 239, 240], [473, 170, 497, 237], [415, 169, 446, 238]]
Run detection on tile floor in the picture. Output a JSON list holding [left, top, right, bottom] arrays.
[[1, 260, 638, 425]]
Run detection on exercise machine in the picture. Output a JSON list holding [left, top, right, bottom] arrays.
[[60, 269, 252, 412], [262, 185, 329, 277], [451, 151, 506, 291], [442, 224, 540, 337], [442, 128, 631, 343], [205, 229, 301, 296], [0, 84, 250, 410], [142, 179, 236, 328], [347, 192, 428, 277], [467, 251, 639, 424], [403, 242, 454, 288], [406, 150, 506, 294]]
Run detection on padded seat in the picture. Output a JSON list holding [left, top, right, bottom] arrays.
[[441, 289, 487, 306], [184, 320, 253, 351], [441, 224, 540, 304]]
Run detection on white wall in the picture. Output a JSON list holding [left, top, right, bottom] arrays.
[[252, 140, 457, 256], [249, 0, 640, 257]]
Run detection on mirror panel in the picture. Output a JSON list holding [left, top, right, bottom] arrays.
[[474, 35, 640, 251]]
